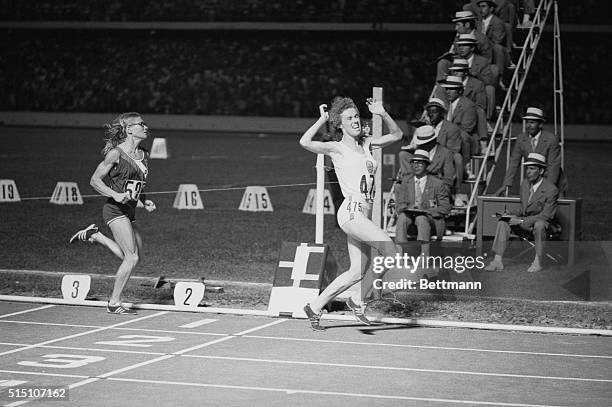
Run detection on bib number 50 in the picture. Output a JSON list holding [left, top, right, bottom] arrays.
[[125, 180, 146, 201]]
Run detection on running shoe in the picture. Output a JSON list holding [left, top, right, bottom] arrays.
[[346, 297, 371, 325], [69, 224, 98, 243], [303, 303, 325, 331], [107, 304, 137, 315]]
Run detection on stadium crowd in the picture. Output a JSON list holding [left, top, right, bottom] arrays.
[[1, 0, 609, 24], [2, 29, 609, 124]]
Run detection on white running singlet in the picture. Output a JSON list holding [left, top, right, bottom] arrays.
[[329, 140, 378, 203]]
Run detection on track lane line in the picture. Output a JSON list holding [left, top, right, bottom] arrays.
[[180, 354, 612, 383], [104, 377, 572, 407], [0, 319, 228, 337], [245, 334, 612, 359], [0, 342, 165, 356], [0, 311, 168, 357], [0, 305, 54, 319], [4, 319, 287, 406], [1, 318, 608, 359]]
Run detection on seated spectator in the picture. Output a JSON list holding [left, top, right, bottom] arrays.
[[476, 0, 509, 87], [452, 33, 498, 119], [495, 107, 568, 197], [437, 74, 478, 177], [394, 149, 451, 253], [436, 58, 487, 110], [485, 153, 559, 273], [436, 10, 493, 82], [399, 125, 456, 193], [493, 0, 518, 68], [423, 97, 465, 196]]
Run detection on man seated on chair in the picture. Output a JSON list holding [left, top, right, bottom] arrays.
[[485, 153, 559, 273], [494, 106, 568, 197], [395, 150, 451, 257], [398, 125, 456, 194]]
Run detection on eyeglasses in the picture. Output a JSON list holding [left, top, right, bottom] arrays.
[[127, 121, 147, 128]]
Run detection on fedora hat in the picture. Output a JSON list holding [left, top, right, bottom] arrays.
[[523, 153, 547, 167], [424, 97, 447, 111], [411, 149, 431, 164], [449, 58, 470, 72], [437, 75, 464, 89], [414, 125, 437, 145], [456, 33, 477, 46], [452, 10, 477, 22], [521, 107, 545, 121]]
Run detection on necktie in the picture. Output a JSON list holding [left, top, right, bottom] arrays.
[[528, 187, 535, 203], [415, 179, 423, 208], [447, 104, 453, 121], [530, 136, 537, 151]]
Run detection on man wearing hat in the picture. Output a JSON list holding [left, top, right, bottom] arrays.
[[399, 125, 456, 193], [452, 10, 493, 63], [438, 58, 487, 110], [495, 107, 567, 196], [424, 98, 465, 193], [436, 10, 493, 82], [438, 75, 478, 168], [453, 33, 498, 120], [477, 0, 509, 85], [443, 58, 490, 156], [485, 153, 559, 272], [395, 149, 451, 255]]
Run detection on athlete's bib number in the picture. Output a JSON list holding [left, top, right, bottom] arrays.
[[346, 200, 365, 218], [359, 174, 375, 201], [125, 180, 146, 201]]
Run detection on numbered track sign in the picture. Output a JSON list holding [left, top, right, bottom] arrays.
[[0, 179, 21, 202], [150, 137, 169, 159], [173, 184, 204, 209], [61, 274, 91, 301], [50, 182, 83, 205], [302, 188, 335, 215], [173, 282, 205, 308], [268, 242, 328, 318], [239, 186, 273, 212]]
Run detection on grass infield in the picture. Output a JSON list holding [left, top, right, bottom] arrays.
[[1, 126, 611, 329]]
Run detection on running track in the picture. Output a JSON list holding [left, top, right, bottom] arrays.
[[0, 302, 610, 407]]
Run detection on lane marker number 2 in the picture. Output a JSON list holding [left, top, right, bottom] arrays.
[[173, 282, 205, 308]]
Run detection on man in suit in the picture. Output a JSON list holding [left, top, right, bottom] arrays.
[[399, 125, 456, 194], [395, 150, 451, 258], [425, 98, 465, 193], [454, 33, 497, 119], [495, 107, 567, 196], [477, 0, 509, 85], [438, 75, 478, 177], [436, 10, 493, 82], [486, 153, 559, 272]]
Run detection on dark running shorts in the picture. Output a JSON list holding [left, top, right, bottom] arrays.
[[102, 199, 137, 225]]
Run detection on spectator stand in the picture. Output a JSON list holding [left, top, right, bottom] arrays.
[[463, 0, 565, 237]]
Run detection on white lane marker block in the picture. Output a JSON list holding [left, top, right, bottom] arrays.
[[150, 137, 169, 159], [239, 186, 273, 212], [61, 275, 91, 301], [0, 179, 21, 202], [302, 188, 334, 215], [173, 282, 205, 308], [173, 184, 204, 209], [50, 182, 83, 205], [179, 319, 218, 329]]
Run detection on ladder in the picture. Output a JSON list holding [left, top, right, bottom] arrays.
[[462, 0, 564, 236]]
